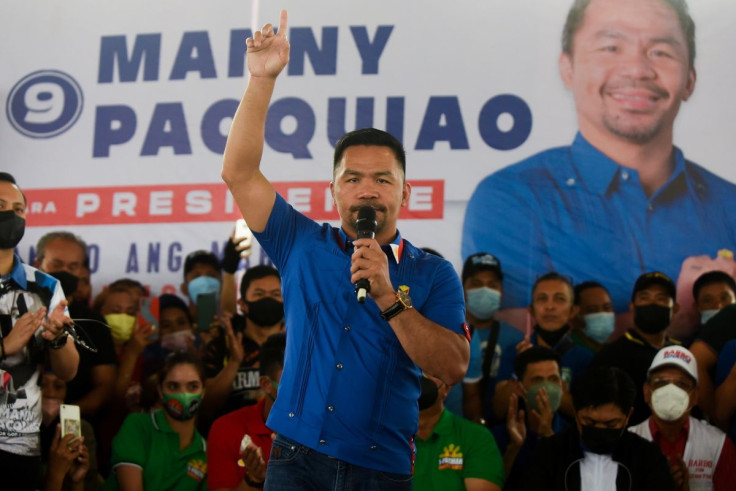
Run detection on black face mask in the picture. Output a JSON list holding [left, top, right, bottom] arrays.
[[418, 376, 439, 411], [534, 324, 569, 347], [634, 304, 671, 334], [245, 297, 284, 327], [48, 271, 79, 298], [579, 424, 624, 454], [0, 210, 25, 250]]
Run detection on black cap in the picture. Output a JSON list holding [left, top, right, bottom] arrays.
[[183, 250, 221, 279], [631, 271, 676, 302], [462, 253, 503, 283]]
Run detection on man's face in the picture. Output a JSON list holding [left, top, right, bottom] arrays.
[[0, 181, 25, 219], [559, 0, 695, 145], [576, 402, 630, 432], [36, 238, 85, 275], [520, 360, 562, 391], [463, 270, 502, 295], [573, 286, 613, 328], [330, 145, 410, 242], [643, 366, 697, 412], [184, 263, 220, 285], [632, 284, 673, 308], [531, 279, 578, 331], [695, 282, 736, 312], [244, 275, 282, 303]]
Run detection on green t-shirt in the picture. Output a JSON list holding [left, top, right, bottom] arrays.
[[413, 409, 504, 491], [103, 409, 208, 491]]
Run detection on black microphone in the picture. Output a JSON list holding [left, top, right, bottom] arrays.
[[354, 206, 377, 303]]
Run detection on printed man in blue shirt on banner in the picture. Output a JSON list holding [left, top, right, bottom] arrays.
[[462, 0, 736, 315], [221, 11, 470, 490]]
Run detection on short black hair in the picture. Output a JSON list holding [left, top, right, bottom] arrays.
[[159, 293, 193, 325], [259, 332, 286, 380], [693, 271, 736, 302], [532, 272, 575, 303], [571, 365, 636, 414], [333, 128, 406, 177], [240, 265, 281, 300], [109, 278, 147, 297], [36, 231, 87, 264], [513, 346, 562, 380], [183, 250, 221, 279], [573, 281, 609, 306], [0, 172, 26, 205]]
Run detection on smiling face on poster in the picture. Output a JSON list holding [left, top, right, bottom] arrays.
[[2, 0, 735, 328]]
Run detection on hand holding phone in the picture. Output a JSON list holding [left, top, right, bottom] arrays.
[[196, 292, 218, 332], [60, 404, 82, 440]]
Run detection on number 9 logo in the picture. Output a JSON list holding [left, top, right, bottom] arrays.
[[6, 70, 83, 139]]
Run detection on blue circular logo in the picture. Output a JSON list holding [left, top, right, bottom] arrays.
[[6, 70, 84, 139]]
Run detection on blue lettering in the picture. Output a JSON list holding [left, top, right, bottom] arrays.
[[288, 27, 338, 76], [126, 244, 139, 273], [141, 103, 192, 156], [265, 98, 315, 159], [415, 96, 469, 150], [147, 243, 161, 273], [478, 94, 532, 150], [98, 34, 161, 83], [350, 26, 393, 75], [385, 97, 405, 143], [170, 31, 217, 80], [228, 29, 253, 77], [326, 97, 375, 147], [201, 99, 239, 154], [168, 242, 183, 272], [87, 244, 100, 274], [93, 105, 137, 158]]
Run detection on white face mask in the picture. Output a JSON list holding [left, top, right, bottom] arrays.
[[651, 383, 690, 422], [161, 330, 194, 352], [700, 309, 720, 325]]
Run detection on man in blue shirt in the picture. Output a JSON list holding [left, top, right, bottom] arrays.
[[221, 11, 470, 490], [462, 0, 736, 313]]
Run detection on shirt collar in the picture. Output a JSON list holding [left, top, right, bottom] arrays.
[[336, 228, 404, 264], [152, 409, 206, 452], [431, 409, 454, 437], [649, 415, 690, 441], [570, 132, 687, 197], [2, 254, 28, 290]]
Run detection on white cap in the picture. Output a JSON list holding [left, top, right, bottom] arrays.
[[648, 345, 698, 384]]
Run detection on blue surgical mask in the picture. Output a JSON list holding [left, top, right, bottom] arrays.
[[466, 287, 501, 320], [583, 312, 615, 344], [700, 309, 720, 325], [187, 276, 220, 304]]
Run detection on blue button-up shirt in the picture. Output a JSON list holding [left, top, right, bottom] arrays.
[[254, 194, 467, 474], [462, 133, 736, 312]]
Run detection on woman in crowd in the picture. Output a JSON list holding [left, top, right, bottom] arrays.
[[104, 351, 208, 490]]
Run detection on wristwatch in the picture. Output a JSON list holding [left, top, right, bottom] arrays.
[[380, 289, 413, 321], [46, 330, 69, 350]]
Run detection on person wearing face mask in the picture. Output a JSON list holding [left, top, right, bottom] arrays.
[[105, 351, 207, 490], [490, 347, 566, 490], [493, 273, 593, 422], [459, 253, 524, 427], [207, 333, 285, 491], [630, 345, 736, 490], [0, 173, 80, 489], [571, 281, 616, 352], [181, 249, 224, 328], [593, 272, 682, 426], [200, 266, 285, 433], [521, 365, 675, 491], [414, 373, 504, 491]]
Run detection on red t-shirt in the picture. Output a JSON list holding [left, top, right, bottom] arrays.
[[206, 398, 273, 489]]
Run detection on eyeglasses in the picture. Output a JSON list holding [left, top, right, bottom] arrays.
[[649, 377, 695, 392]]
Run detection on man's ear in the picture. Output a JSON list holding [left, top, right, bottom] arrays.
[[238, 298, 247, 314], [559, 52, 574, 90], [682, 68, 696, 102], [672, 302, 680, 316], [401, 181, 412, 208]]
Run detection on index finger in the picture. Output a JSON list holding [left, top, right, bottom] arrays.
[[277, 10, 288, 36]]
